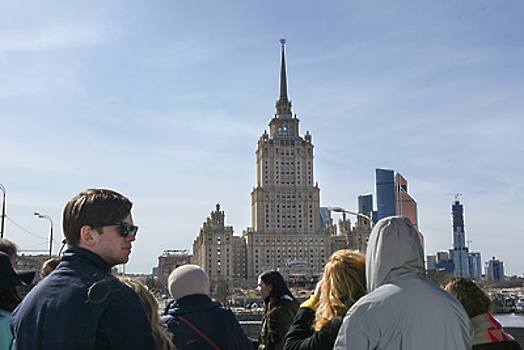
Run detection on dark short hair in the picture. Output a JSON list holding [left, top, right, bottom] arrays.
[[62, 189, 132, 246], [0, 238, 18, 260], [442, 277, 492, 318]]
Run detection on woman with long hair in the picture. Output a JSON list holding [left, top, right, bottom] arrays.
[[119, 277, 174, 350], [283, 249, 366, 350], [257, 270, 300, 350]]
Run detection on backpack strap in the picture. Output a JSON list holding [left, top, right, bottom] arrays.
[[175, 315, 220, 350]]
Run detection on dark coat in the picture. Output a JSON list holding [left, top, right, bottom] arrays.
[[161, 294, 252, 350], [283, 307, 343, 350], [474, 341, 522, 350], [10, 247, 156, 350], [258, 298, 300, 350]]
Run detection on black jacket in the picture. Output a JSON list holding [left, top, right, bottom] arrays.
[[10, 247, 156, 350], [258, 298, 300, 350], [283, 307, 343, 350], [161, 294, 252, 350]]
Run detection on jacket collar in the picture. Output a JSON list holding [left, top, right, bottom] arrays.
[[61, 246, 112, 274], [167, 294, 218, 315]]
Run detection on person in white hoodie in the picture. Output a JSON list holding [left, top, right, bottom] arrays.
[[334, 216, 473, 350]]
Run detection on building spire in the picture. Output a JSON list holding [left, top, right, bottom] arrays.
[[275, 39, 292, 118], [279, 38, 288, 100]]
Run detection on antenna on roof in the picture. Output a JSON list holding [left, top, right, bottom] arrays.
[[446, 193, 463, 201]]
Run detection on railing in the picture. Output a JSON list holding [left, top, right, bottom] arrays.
[[238, 320, 524, 348]]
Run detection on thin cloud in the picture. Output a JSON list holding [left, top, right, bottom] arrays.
[[0, 22, 114, 53]]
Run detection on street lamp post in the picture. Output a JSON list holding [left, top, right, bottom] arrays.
[[0, 184, 5, 238], [326, 206, 373, 226], [34, 212, 54, 257]]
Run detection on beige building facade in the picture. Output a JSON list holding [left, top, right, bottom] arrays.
[[193, 204, 247, 283]]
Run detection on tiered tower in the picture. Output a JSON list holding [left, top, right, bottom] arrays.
[[245, 39, 331, 280]]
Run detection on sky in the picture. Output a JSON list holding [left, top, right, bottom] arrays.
[[1, 1, 523, 275]]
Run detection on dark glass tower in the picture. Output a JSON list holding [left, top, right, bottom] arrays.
[[376, 169, 396, 220], [452, 199, 469, 277]]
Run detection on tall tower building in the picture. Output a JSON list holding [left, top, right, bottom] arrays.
[[452, 198, 470, 277], [246, 39, 331, 280], [376, 169, 396, 221], [486, 257, 504, 280], [395, 173, 418, 230], [358, 194, 373, 218], [375, 169, 418, 230], [468, 252, 482, 280]]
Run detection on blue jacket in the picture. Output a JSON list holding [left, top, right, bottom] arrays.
[[10, 247, 156, 350], [161, 294, 252, 350]]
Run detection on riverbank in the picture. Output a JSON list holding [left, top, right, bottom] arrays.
[[495, 313, 524, 327]]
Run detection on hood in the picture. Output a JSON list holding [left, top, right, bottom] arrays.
[[366, 216, 424, 292]]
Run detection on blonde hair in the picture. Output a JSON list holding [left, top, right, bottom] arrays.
[[119, 277, 174, 350], [315, 249, 366, 330]]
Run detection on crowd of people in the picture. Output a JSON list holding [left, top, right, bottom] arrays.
[[0, 188, 521, 349]]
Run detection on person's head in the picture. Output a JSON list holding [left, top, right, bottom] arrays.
[[257, 270, 295, 302], [0, 252, 23, 312], [42, 257, 61, 277], [0, 238, 18, 267], [366, 216, 424, 292], [442, 277, 492, 318], [119, 277, 173, 350], [63, 189, 138, 267], [168, 264, 210, 300], [316, 249, 366, 330]]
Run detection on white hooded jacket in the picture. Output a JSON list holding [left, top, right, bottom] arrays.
[[334, 216, 473, 350]]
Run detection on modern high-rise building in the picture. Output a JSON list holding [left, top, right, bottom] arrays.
[[486, 257, 504, 280], [376, 169, 396, 221], [358, 194, 373, 217], [375, 169, 419, 230], [395, 173, 418, 230], [468, 252, 482, 280], [452, 198, 470, 277]]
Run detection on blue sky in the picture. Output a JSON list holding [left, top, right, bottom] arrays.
[[1, 1, 523, 275]]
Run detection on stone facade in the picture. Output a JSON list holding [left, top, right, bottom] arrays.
[[193, 204, 246, 283]]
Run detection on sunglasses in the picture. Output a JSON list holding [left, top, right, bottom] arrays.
[[95, 222, 139, 238]]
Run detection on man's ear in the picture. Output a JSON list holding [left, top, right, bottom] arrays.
[[80, 225, 97, 247]]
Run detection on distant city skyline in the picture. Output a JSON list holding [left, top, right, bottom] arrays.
[[1, 1, 523, 275]]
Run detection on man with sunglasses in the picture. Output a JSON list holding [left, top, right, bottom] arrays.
[[10, 188, 157, 349]]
